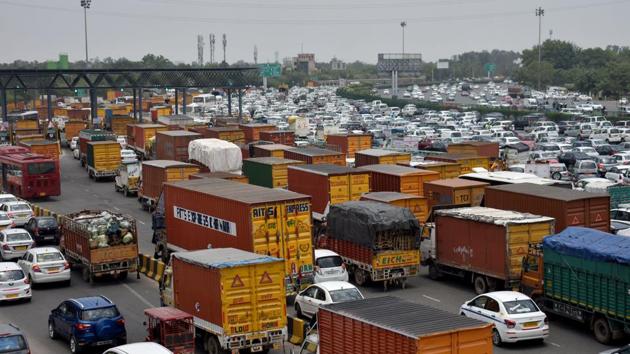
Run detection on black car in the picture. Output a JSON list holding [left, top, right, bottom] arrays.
[[595, 144, 617, 156], [23, 216, 60, 244], [558, 151, 592, 167], [0, 323, 29, 354]]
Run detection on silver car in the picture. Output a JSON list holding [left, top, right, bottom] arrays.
[[0, 229, 34, 261], [0, 202, 33, 227]]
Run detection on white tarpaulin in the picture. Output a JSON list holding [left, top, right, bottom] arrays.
[[188, 138, 242, 173]]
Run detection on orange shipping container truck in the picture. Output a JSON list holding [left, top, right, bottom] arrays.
[[18, 139, 61, 160], [423, 178, 488, 208], [155, 130, 201, 162], [189, 171, 249, 183], [360, 191, 428, 223], [424, 153, 491, 174], [318, 296, 493, 354], [253, 144, 293, 158], [131, 123, 168, 154], [205, 127, 246, 144], [326, 134, 372, 158], [360, 164, 439, 197], [139, 160, 199, 209], [283, 147, 346, 166], [406, 161, 461, 179], [63, 120, 88, 145], [259, 130, 295, 145], [238, 123, 276, 143]]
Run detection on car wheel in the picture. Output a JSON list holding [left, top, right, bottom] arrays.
[[552, 172, 562, 180], [70, 336, 81, 353], [593, 317, 612, 344], [48, 322, 57, 339], [492, 329, 503, 346], [295, 303, 304, 319]]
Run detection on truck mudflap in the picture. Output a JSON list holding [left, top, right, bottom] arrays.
[[225, 328, 286, 351]]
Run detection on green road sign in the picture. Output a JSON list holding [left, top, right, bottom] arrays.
[[484, 63, 496, 73], [260, 63, 282, 78]]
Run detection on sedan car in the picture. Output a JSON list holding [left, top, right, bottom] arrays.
[[460, 291, 548, 346], [18, 247, 70, 286], [0, 229, 34, 261], [49, 296, 127, 353], [573, 146, 599, 157], [0, 262, 31, 303], [295, 281, 364, 319], [0, 323, 30, 354], [23, 216, 60, 244], [596, 156, 618, 176], [103, 342, 173, 354], [313, 249, 348, 283], [0, 202, 33, 227], [558, 151, 592, 167], [0, 212, 13, 231], [0, 194, 18, 206], [605, 165, 630, 184]]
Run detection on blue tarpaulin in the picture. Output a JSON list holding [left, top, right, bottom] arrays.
[[543, 227, 630, 265]]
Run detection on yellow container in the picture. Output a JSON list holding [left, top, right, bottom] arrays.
[[425, 154, 491, 174], [506, 221, 554, 277], [405, 161, 461, 179], [87, 141, 121, 172], [354, 149, 411, 167], [361, 191, 429, 222], [165, 166, 199, 182]]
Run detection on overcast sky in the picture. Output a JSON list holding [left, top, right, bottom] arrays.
[[1, 0, 628, 64]]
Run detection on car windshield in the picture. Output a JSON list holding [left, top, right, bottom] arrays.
[[10, 204, 30, 212], [316, 256, 343, 268], [329, 288, 363, 303], [81, 306, 120, 320], [6, 233, 30, 242], [502, 299, 539, 314], [0, 270, 24, 282], [0, 197, 16, 204], [37, 218, 57, 227], [581, 162, 597, 169], [37, 252, 64, 263], [0, 335, 27, 353]]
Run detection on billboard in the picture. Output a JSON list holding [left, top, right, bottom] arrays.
[[377, 53, 423, 73], [437, 60, 449, 70]]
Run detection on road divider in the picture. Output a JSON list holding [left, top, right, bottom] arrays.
[[287, 315, 308, 345], [138, 253, 165, 281]]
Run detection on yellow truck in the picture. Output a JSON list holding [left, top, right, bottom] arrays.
[[86, 141, 121, 181], [160, 248, 286, 354]]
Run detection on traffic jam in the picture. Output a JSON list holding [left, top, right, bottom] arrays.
[[0, 85, 628, 354]]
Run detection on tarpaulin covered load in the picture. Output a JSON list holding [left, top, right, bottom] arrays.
[[327, 201, 420, 248], [543, 226, 630, 265], [188, 138, 242, 173]]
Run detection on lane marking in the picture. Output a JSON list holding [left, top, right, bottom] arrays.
[[422, 294, 441, 302], [121, 282, 155, 308], [113, 206, 121, 211], [549, 342, 561, 348], [138, 220, 146, 225]]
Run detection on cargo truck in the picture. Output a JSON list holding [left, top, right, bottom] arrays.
[[520, 227, 630, 344], [153, 178, 314, 295], [324, 201, 421, 290], [60, 209, 139, 282], [63, 120, 88, 146], [159, 248, 287, 354], [79, 129, 117, 167], [138, 160, 199, 210], [422, 207, 555, 294], [86, 141, 121, 180]]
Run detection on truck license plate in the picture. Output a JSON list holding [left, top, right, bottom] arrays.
[[251, 345, 263, 352]]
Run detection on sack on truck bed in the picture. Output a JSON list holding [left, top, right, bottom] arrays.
[[188, 138, 242, 173]]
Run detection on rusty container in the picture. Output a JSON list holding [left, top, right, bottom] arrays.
[[284, 147, 346, 166], [238, 123, 276, 143], [447, 141, 500, 159], [287, 164, 370, 217], [242, 157, 304, 189], [67, 108, 90, 121], [484, 183, 610, 232], [326, 134, 373, 158], [360, 191, 428, 222], [204, 127, 246, 144], [424, 153, 491, 174], [140, 160, 199, 202], [259, 130, 295, 145], [155, 130, 201, 161], [319, 296, 493, 354], [252, 144, 293, 158], [360, 164, 439, 197], [354, 149, 411, 167], [424, 178, 488, 208], [189, 171, 249, 183]]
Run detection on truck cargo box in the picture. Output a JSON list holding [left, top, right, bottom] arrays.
[[107, 116, 135, 136], [425, 153, 491, 174], [433, 207, 554, 285], [318, 296, 493, 354], [424, 178, 488, 208], [155, 130, 201, 162], [354, 149, 411, 167], [259, 130, 295, 146], [189, 171, 249, 183], [79, 129, 117, 157], [447, 141, 499, 159], [242, 157, 303, 189], [188, 138, 242, 173], [360, 191, 428, 223], [156, 114, 195, 129], [132, 124, 167, 153], [140, 160, 199, 203], [360, 164, 439, 197], [253, 144, 293, 158], [64, 120, 88, 144], [284, 147, 346, 166], [238, 123, 276, 143], [288, 164, 370, 217], [405, 161, 461, 179], [203, 127, 246, 144], [18, 139, 61, 160], [485, 183, 610, 232], [163, 178, 313, 293], [171, 248, 286, 339], [86, 141, 121, 178], [326, 134, 372, 158]]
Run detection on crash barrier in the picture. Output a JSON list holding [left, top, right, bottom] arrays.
[[138, 253, 165, 281], [28, 202, 63, 223], [287, 315, 308, 345]]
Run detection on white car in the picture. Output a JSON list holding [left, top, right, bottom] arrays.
[[0, 262, 31, 302], [0, 201, 33, 227], [17, 247, 70, 285], [73, 148, 80, 159], [117, 136, 128, 149], [0, 229, 34, 261], [460, 291, 548, 346], [0, 194, 18, 206], [605, 165, 630, 184], [294, 281, 364, 319], [573, 146, 599, 158], [70, 136, 79, 150], [121, 149, 138, 164], [313, 249, 348, 283], [0, 212, 13, 231], [103, 342, 173, 354]]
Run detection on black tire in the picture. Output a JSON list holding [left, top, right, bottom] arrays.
[[473, 274, 488, 295], [81, 267, 91, 283], [118, 271, 128, 280], [295, 303, 304, 319], [486, 277, 498, 292], [492, 329, 503, 346], [70, 336, 81, 354], [593, 317, 612, 344], [428, 263, 441, 280], [48, 321, 57, 339], [206, 334, 224, 354], [551, 171, 562, 180], [353, 268, 367, 286]]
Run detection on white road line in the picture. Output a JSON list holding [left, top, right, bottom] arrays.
[[549, 342, 561, 348], [422, 294, 441, 302], [138, 220, 146, 225], [113, 206, 121, 211], [121, 282, 155, 308]]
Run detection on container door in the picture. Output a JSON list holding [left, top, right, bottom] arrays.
[[349, 173, 370, 201], [281, 200, 314, 279], [328, 175, 350, 205], [253, 261, 286, 333], [400, 175, 421, 196], [271, 164, 288, 188], [506, 221, 553, 278], [221, 265, 256, 335], [379, 156, 394, 165], [404, 198, 428, 223], [252, 204, 282, 259]]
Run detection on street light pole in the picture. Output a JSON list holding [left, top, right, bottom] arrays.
[[400, 21, 407, 55], [535, 6, 544, 90], [81, 0, 92, 66]]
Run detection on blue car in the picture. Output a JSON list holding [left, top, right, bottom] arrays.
[[48, 296, 126, 353]]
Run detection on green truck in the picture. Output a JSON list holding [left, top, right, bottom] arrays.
[[521, 227, 630, 344]]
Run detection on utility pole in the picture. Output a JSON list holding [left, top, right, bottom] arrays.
[[197, 34, 204, 66], [254, 45, 258, 65], [80, 0, 92, 66], [209, 34, 215, 64], [536, 6, 544, 90], [222, 34, 227, 64], [400, 21, 407, 55]]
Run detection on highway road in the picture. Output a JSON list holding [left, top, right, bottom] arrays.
[[3, 148, 619, 354]]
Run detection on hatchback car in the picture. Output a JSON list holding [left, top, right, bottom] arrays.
[[0, 323, 30, 354], [17, 247, 70, 286], [0, 262, 31, 303], [0, 202, 33, 227], [49, 296, 127, 353], [294, 281, 364, 320], [460, 291, 548, 346], [23, 216, 60, 244], [0, 229, 34, 261], [0, 212, 13, 231], [313, 249, 348, 283], [103, 342, 173, 354]]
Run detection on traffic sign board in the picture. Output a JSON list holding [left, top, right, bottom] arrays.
[[484, 63, 496, 73], [260, 63, 282, 78]]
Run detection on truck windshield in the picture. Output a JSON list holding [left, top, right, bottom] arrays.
[[329, 288, 363, 303], [502, 299, 539, 314], [81, 306, 120, 320]]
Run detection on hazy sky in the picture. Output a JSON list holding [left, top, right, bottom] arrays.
[[1, 0, 629, 64]]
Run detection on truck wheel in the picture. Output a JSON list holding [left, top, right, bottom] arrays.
[[206, 334, 224, 354], [81, 267, 93, 283], [428, 264, 442, 280], [486, 277, 498, 292], [593, 317, 612, 344], [473, 274, 488, 294], [118, 271, 128, 281], [353, 269, 367, 286]]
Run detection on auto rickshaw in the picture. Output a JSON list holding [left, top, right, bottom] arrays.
[[144, 307, 195, 354]]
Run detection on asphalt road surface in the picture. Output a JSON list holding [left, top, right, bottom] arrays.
[[4, 148, 619, 354]]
